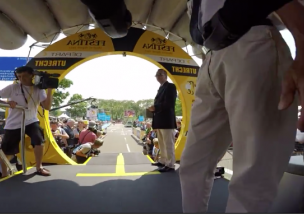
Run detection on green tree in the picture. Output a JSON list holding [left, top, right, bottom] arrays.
[[175, 96, 182, 116], [52, 78, 73, 108], [66, 94, 88, 118], [49, 109, 62, 117], [136, 99, 154, 118], [96, 99, 154, 120]]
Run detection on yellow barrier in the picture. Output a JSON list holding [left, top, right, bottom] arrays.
[[140, 130, 146, 140], [132, 127, 146, 140], [132, 127, 137, 136]]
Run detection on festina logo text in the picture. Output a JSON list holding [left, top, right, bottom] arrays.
[[142, 43, 175, 52], [51, 52, 83, 57], [67, 40, 106, 46]]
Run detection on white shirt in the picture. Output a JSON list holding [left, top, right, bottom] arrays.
[[0, 83, 47, 129]]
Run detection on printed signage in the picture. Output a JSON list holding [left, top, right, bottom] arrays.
[[97, 113, 111, 121], [138, 116, 144, 122], [124, 110, 135, 117], [87, 108, 98, 119], [0, 57, 31, 81]]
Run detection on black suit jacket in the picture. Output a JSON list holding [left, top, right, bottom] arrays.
[[152, 81, 177, 129]]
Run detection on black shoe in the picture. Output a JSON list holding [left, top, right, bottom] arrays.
[[158, 166, 175, 173], [16, 163, 23, 171], [151, 162, 165, 167]]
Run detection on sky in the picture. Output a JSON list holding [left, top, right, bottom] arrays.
[[0, 29, 296, 104]]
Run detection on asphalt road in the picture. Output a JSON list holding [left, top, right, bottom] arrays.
[[101, 124, 143, 153]]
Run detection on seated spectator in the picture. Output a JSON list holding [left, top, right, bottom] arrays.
[[71, 138, 104, 164], [140, 122, 146, 131], [175, 120, 182, 142], [142, 122, 152, 142], [78, 121, 97, 145], [50, 121, 69, 149], [152, 138, 160, 162], [143, 129, 157, 156]]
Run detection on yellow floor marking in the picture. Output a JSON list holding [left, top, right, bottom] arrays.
[[77, 172, 160, 177], [146, 155, 155, 163], [115, 153, 125, 174], [76, 153, 160, 177], [0, 167, 33, 183]]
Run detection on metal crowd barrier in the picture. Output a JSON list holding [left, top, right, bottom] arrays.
[[0, 103, 27, 174]]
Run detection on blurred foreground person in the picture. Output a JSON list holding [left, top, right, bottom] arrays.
[[180, 0, 304, 212]]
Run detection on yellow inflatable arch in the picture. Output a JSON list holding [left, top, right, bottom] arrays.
[[19, 28, 199, 166]]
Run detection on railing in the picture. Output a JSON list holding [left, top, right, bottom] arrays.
[[0, 103, 27, 174]]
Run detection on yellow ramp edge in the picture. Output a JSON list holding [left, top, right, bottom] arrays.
[[0, 167, 33, 183], [16, 109, 77, 168]]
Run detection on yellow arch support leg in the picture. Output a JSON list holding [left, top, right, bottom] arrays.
[[16, 109, 77, 167]]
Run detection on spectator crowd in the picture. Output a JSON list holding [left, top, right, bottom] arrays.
[[49, 118, 107, 164], [133, 119, 181, 162]]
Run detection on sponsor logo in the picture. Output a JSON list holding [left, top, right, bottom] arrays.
[[159, 57, 190, 64], [172, 66, 197, 75], [142, 38, 175, 52], [35, 60, 66, 67], [66, 33, 106, 46], [50, 52, 83, 57], [185, 81, 196, 95]]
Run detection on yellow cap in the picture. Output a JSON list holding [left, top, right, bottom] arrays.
[[83, 120, 89, 125]]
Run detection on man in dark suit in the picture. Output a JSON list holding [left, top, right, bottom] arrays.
[[148, 69, 177, 172]]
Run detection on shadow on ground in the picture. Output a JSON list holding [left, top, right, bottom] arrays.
[[0, 168, 229, 212]]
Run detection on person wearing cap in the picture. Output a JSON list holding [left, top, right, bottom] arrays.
[[78, 121, 97, 145], [0, 66, 53, 177], [72, 138, 104, 164], [83, 120, 89, 129]]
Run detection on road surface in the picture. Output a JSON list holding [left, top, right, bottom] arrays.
[[101, 124, 143, 153]]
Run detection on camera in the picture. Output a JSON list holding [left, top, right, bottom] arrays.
[[33, 70, 60, 89], [92, 149, 100, 156], [80, 0, 132, 38]]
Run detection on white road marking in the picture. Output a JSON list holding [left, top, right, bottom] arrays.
[[225, 168, 233, 175], [126, 144, 130, 152]]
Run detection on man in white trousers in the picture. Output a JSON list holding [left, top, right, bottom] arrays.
[[180, 0, 304, 212], [148, 69, 177, 173]]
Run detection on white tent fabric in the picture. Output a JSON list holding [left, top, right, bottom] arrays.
[[58, 113, 70, 118], [0, 0, 205, 59]]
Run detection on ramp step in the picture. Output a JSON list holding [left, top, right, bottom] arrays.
[[87, 152, 152, 165]]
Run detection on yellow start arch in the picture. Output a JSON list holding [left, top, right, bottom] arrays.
[[19, 28, 199, 166]]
